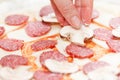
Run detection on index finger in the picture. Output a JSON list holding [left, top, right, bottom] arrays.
[[81, 0, 93, 26]]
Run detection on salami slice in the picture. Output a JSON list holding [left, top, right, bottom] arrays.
[[83, 61, 109, 74], [5, 14, 29, 26], [40, 50, 67, 66], [66, 43, 94, 58], [31, 40, 57, 51], [0, 39, 24, 51], [106, 39, 120, 52], [0, 54, 28, 68], [33, 70, 63, 80], [25, 21, 51, 37], [0, 27, 5, 36], [94, 28, 113, 41], [92, 9, 99, 19], [109, 17, 120, 29], [40, 5, 54, 17]]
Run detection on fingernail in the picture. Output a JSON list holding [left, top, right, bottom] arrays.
[[71, 16, 81, 29]]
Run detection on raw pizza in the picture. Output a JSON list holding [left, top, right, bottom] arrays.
[[0, 0, 120, 80]]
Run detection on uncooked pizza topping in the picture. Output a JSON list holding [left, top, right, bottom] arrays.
[[40, 50, 67, 66], [66, 43, 94, 58], [0, 39, 24, 51], [39, 5, 54, 17], [83, 61, 109, 74], [0, 26, 5, 36], [5, 14, 29, 26], [0, 54, 28, 68], [31, 40, 57, 51], [94, 28, 113, 41], [25, 21, 51, 37], [33, 70, 63, 80], [109, 17, 120, 29]]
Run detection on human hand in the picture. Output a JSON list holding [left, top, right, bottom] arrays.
[[50, 0, 93, 29]]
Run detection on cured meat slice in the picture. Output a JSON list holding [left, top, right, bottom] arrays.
[[25, 21, 51, 37], [0, 39, 24, 51], [66, 43, 94, 58], [106, 39, 120, 52], [83, 61, 109, 74], [33, 70, 63, 80], [31, 40, 57, 51], [94, 28, 113, 41], [0, 27, 5, 36], [40, 50, 67, 66], [0, 54, 28, 68], [109, 17, 120, 29], [40, 5, 54, 17], [92, 9, 99, 19], [5, 14, 29, 26]]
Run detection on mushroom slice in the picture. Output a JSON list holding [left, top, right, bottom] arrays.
[[42, 13, 58, 23], [45, 59, 79, 73], [112, 26, 120, 38], [60, 26, 93, 46]]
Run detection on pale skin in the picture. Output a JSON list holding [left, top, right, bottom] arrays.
[[50, 0, 93, 29]]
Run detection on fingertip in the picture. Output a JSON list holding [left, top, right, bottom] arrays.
[[70, 16, 81, 29]]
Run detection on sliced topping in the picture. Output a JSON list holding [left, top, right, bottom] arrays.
[[83, 61, 109, 74], [42, 13, 58, 23], [94, 28, 113, 41], [70, 71, 89, 80], [0, 39, 24, 51], [109, 17, 120, 29], [45, 59, 79, 73], [99, 53, 120, 67], [92, 9, 99, 19], [0, 66, 33, 80], [31, 40, 57, 51], [33, 70, 63, 80], [112, 26, 120, 38], [40, 50, 67, 66], [0, 55, 28, 69], [5, 14, 29, 26], [107, 39, 120, 52], [25, 21, 51, 37], [88, 66, 119, 80], [66, 43, 94, 58], [40, 5, 54, 17], [0, 26, 5, 36], [60, 26, 93, 46]]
